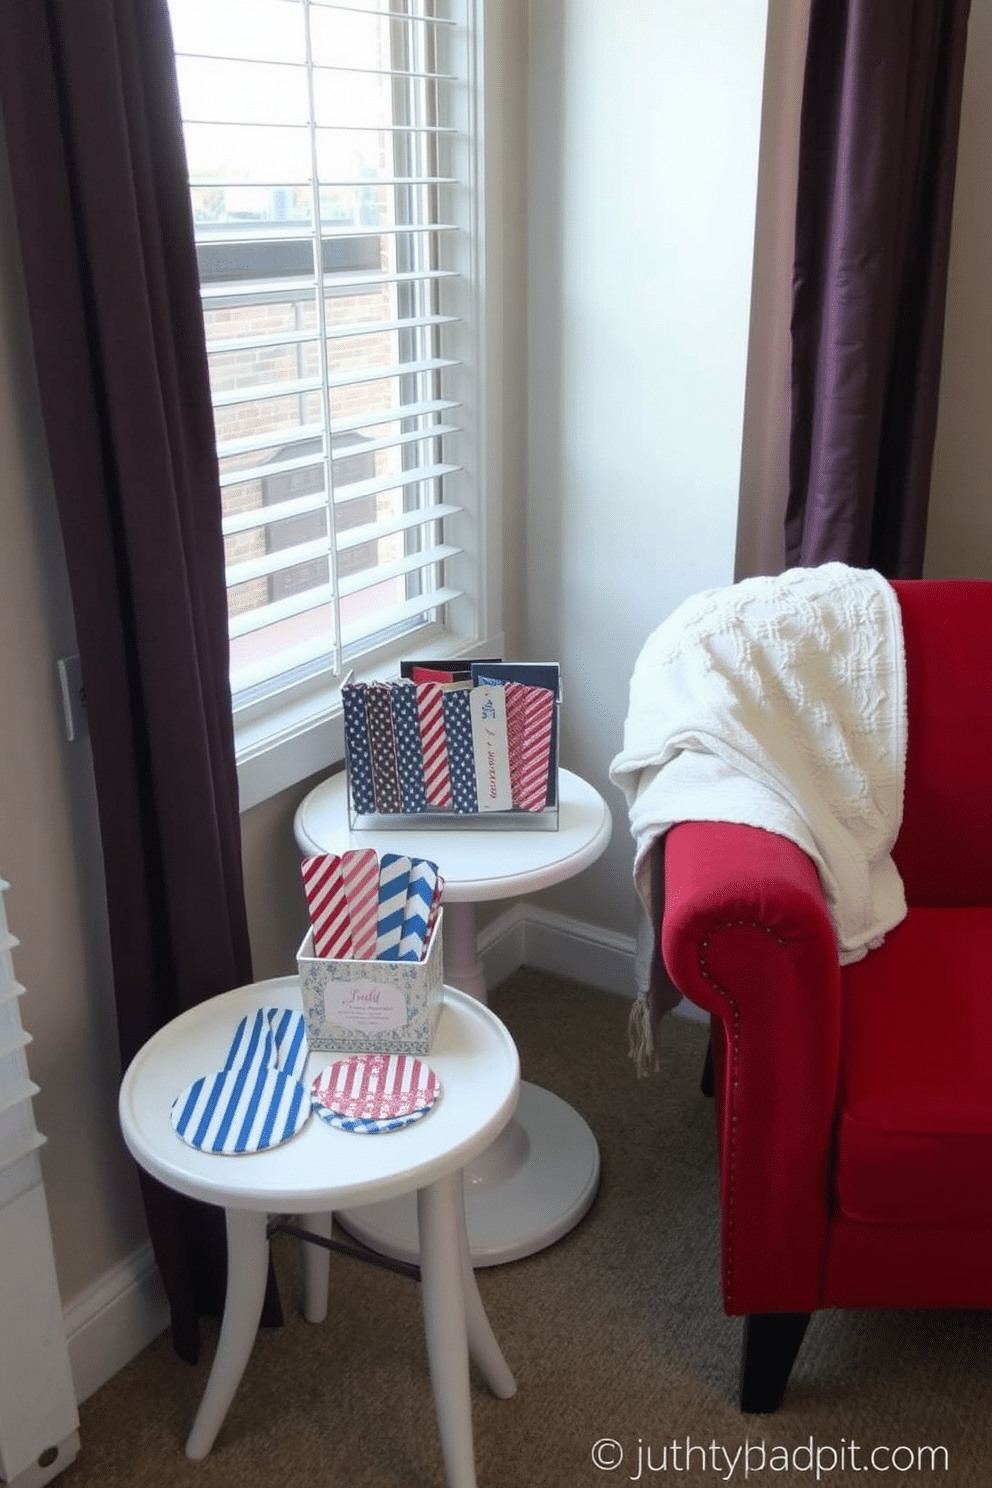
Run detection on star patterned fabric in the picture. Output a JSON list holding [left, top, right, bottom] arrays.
[[389, 681, 429, 811], [440, 687, 479, 812]]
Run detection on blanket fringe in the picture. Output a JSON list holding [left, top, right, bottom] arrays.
[[628, 995, 662, 1078]]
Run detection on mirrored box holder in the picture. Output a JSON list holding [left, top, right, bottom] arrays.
[[343, 660, 561, 832]]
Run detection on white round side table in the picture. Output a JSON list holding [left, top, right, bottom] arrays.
[[293, 767, 612, 1265], [119, 978, 518, 1488]]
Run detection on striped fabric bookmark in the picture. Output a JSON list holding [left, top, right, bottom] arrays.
[[366, 682, 403, 813], [340, 847, 380, 960], [390, 681, 428, 811], [398, 859, 441, 961], [508, 682, 555, 811], [342, 683, 376, 815], [441, 687, 479, 813], [376, 853, 412, 960], [301, 854, 353, 959], [415, 681, 453, 807]]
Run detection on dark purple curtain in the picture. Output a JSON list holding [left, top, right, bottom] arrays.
[[0, 1, 280, 1360], [786, 0, 971, 575]]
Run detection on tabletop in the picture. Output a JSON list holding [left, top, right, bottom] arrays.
[[293, 767, 612, 902], [119, 979, 520, 1215]]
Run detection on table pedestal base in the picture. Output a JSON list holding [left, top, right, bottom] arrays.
[[337, 1081, 600, 1266]]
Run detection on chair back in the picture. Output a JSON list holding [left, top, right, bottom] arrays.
[[890, 579, 992, 906]]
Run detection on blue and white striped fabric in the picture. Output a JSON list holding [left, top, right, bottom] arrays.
[[266, 1006, 308, 1083], [311, 1103, 434, 1135], [376, 853, 412, 960], [171, 1007, 310, 1154], [398, 859, 439, 961], [220, 1008, 273, 1073]]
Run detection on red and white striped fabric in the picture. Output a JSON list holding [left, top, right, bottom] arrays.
[[415, 680, 453, 807], [423, 871, 444, 954], [311, 1053, 441, 1121], [507, 683, 555, 811], [505, 681, 528, 806], [301, 853, 353, 958], [340, 848, 380, 960]]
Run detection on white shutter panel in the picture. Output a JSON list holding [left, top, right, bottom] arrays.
[[169, 0, 464, 700]]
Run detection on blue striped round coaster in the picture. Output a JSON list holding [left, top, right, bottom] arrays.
[[310, 1101, 435, 1135], [171, 1065, 310, 1154]]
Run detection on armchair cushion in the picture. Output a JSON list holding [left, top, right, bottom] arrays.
[[837, 906, 992, 1228]]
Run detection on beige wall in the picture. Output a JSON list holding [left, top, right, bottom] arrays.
[[2, 0, 991, 1377], [0, 128, 149, 1301], [925, 0, 992, 578], [524, 0, 770, 937]]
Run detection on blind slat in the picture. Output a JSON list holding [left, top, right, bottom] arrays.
[[217, 399, 458, 462], [177, 50, 454, 83], [228, 537, 459, 592], [211, 358, 456, 410], [327, 460, 459, 505], [193, 222, 456, 247], [173, 0, 468, 699], [335, 501, 460, 554], [229, 576, 461, 641], [230, 587, 463, 697], [211, 374, 322, 409], [223, 462, 457, 539], [329, 397, 460, 438], [342, 587, 461, 648], [207, 313, 457, 358], [223, 492, 461, 541], [339, 544, 461, 600], [201, 269, 456, 303], [190, 176, 454, 189], [310, 1, 455, 24]]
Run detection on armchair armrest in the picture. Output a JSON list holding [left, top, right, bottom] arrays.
[[661, 821, 842, 1314]]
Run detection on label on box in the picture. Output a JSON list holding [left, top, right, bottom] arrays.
[[322, 980, 408, 1032], [469, 684, 512, 811]]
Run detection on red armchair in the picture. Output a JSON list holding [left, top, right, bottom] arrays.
[[660, 579, 992, 1411]]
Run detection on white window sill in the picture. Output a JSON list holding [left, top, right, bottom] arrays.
[[235, 630, 504, 813]]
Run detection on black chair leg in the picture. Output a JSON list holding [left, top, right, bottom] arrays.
[[739, 1312, 811, 1413], [700, 1037, 714, 1096]]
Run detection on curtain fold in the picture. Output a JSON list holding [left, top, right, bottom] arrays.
[[786, 0, 971, 575], [0, 0, 279, 1360]]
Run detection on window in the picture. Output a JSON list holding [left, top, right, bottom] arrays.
[[167, 0, 486, 800]]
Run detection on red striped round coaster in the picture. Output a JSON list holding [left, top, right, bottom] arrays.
[[311, 1054, 441, 1122]]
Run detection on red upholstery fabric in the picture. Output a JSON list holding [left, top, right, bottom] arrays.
[[889, 580, 992, 905], [838, 908, 992, 1227], [660, 579, 992, 1324]]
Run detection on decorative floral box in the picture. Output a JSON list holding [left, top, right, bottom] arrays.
[[297, 910, 444, 1055]]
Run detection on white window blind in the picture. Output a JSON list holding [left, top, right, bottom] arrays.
[[168, 0, 473, 706]]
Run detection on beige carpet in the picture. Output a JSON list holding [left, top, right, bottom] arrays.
[[63, 970, 991, 1487]]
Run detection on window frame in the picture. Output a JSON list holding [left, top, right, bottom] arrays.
[[168, 0, 495, 810]]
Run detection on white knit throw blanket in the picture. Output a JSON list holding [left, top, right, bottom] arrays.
[[609, 564, 907, 1073]]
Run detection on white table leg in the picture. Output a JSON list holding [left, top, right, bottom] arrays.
[[418, 1174, 480, 1488], [185, 1208, 269, 1460], [300, 1211, 333, 1324], [456, 1191, 515, 1400], [442, 902, 487, 1003]]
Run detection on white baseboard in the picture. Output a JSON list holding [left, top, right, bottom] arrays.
[[477, 901, 707, 1021], [62, 908, 702, 1404], [478, 902, 638, 997], [63, 1241, 168, 1405]]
